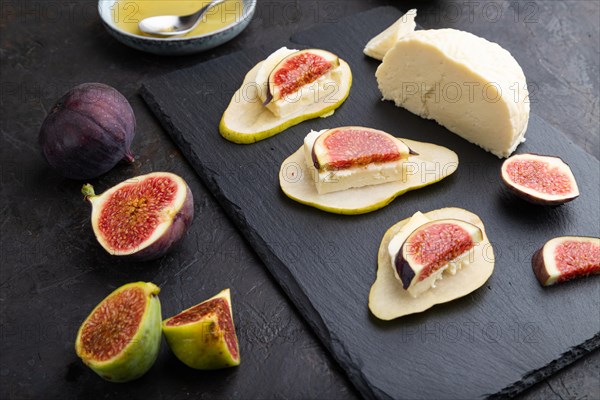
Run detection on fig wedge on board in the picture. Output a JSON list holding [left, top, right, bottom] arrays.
[[501, 153, 579, 205], [532, 236, 600, 286]]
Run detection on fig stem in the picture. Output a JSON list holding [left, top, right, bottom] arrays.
[[81, 184, 96, 201], [122, 151, 135, 164]]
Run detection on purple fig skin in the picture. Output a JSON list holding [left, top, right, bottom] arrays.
[[395, 251, 415, 290], [501, 175, 579, 206], [531, 246, 551, 286], [39, 83, 136, 180], [113, 185, 194, 262], [311, 145, 320, 170]]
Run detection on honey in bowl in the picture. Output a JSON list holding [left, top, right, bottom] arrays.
[[112, 0, 244, 37]]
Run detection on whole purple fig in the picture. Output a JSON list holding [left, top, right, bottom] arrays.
[[39, 83, 135, 180]]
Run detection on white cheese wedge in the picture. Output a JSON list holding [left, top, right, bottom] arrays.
[[363, 9, 417, 60], [303, 130, 406, 194], [376, 29, 530, 158], [254, 47, 344, 119]]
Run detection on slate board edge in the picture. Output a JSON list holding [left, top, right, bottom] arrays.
[[139, 79, 599, 400], [139, 84, 381, 399], [137, 7, 600, 397], [490, 333, 600, 399]]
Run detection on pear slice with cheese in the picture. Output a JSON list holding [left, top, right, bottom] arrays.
[[369, 208, 495, 320], [376, 28, 530, 158], [220, 48, 352, 144], [279, 137, 458, 215], [363, 9, 417, 60]]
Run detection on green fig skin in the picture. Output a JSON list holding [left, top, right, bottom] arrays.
[[75, 282, 162, 382]]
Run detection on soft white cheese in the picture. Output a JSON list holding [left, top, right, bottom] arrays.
[[387, 212, 474, 298], [303, 130, 406, 194], [254, 47, 343, 119], [363, 9, 417, 60], [376, 28, 530, 158]]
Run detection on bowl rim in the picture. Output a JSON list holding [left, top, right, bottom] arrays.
[[97, 0, 257, 42]]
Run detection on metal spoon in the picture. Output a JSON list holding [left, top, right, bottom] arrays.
[[138, 0, 226, 37]]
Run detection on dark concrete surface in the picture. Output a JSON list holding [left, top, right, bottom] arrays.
[[0, 1, 598, 399]]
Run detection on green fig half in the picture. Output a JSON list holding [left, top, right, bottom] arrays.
[[279, 138, 458, 215], [219, 54, 352, 144], [162, 289, 240, 370], [75, 282, 162, 382]]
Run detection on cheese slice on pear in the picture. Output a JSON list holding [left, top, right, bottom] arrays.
[[369, 208, 495, 320], [220, 51, 352, 144], [279, 138, 458, 215]]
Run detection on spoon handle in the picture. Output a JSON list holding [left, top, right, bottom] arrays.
[[182, 0, 227, 31]]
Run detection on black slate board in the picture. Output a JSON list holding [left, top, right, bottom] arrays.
[[140, 7, 600, 399]]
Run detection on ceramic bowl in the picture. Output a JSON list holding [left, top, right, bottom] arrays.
[[98, 0, 256, 56]]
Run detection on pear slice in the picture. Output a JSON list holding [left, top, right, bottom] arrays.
[[369, 208, 495, 320], [219, 59, 352, 144], [279, 138, 458, 215]]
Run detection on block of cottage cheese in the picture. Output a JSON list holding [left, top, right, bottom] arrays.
[[376, 28, 530, 158]]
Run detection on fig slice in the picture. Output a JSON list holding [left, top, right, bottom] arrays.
[[311, 127, 415, 171], [279, 138, 458, 215], [369, 208, 495, 320], [162, 289, 240, 370], [219, 50, 352, 144], [75, 282, 162, 382], [265, 49, 340, 105], [532, 236, 600, 286], [501, 153, 579, 205], [395, 219, 484, 298], [82, 172, 194, 261]]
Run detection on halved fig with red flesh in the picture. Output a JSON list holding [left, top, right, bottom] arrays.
[[501, 154, 579, 205], [532, 236, 600, 286], [395, 219, 484, 297], [265, 49, 340, 105], [82, 172, 194, 261], [75, 282, 162, 382], [311, 127, 415, 171], [162, 289, 240, 370]]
